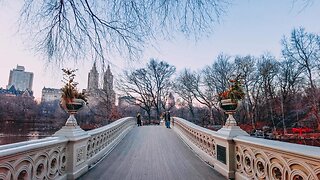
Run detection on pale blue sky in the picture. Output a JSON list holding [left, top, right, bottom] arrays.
[[0, 0, 319, 99]]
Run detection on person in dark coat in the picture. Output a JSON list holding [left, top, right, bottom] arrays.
[[165, 111, 171, 128], [137, 113, 142, 126]]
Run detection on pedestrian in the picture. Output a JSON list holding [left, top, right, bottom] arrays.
[[164, 112, 168, 128], [137, 113, 142, 126], [167, 111, 171, 128], [164, 111, 171, 128]]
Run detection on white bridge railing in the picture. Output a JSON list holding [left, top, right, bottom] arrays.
[[172, 117, 320, 180], [234, 136, 320, 180], [0, 117, 135, 180], [2, 116, 319, 180]]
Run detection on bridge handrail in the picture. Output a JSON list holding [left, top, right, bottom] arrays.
[[86, 117, 135, 167], [172, 117, 320, 179], [234, 135, 320, 159], [0, 136, 67, 157], [0, 136, 64, 151], [234, 135, 320, 179], [87, 117, 133, 135], [0, 136, 68, 180], [173, 117, 216, 135], [172, 117, 218, 166], [0, 117, 136, 180]]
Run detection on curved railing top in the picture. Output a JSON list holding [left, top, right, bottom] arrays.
[[234, 135, 320, 159], [87, 117, 134, 135], [0, 136, 67, 157], [173, 117, 232, 140], [173, 117, 216, 134]]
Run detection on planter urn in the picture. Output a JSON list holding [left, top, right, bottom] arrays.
[[60, 98, 86, 126], [220, 99, 239, 126]]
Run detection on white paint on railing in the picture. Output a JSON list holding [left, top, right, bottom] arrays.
[[234, 135, 320, 159], [234, 136, 320, 180], [0, 117, 136, 180], [172, 117, 320, 180], [0, 137, 68, 180], [86, 117, 135, 167]]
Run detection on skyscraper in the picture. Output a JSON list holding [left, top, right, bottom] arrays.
[[87, 62, 99, 91], [86, 63, 115, 107], [7, 65, 33, 91], [103, 65, 116, 105]]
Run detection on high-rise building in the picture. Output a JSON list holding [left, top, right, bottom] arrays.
[[7, 65, 33, 91], [41, 87, 62, 102], [86, 64, 116, 108], [87, 62, 99, 91], [40, 87, 62, 115], [103, 65, 116, 105]]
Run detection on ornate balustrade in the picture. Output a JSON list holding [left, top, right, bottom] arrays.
[[172, 117, 320, 180], [0, 137, 68, 180], [86, 117, 136, 166], [234, 136, 320, 180], [0, 117, 135, 180], [173, 117, 216, 158], [173, 117, 235, 178]]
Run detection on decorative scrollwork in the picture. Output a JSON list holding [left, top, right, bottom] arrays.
[[76, 146, 86, 165], [235, 143, 320, 180], [0, 143, 67, 180], [174, 118, 217, 161], [272, 166, 282, 180], [86, 117, 135, 164]]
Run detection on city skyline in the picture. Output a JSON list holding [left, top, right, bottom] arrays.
[[1, 1, 320, 99]]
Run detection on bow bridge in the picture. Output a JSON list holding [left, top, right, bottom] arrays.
[[0, 117, 320, 180]]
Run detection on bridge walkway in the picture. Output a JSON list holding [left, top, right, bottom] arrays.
[[78, 126, 225, 180]]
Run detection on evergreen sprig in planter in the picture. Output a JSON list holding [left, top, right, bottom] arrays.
[[219, 75, 244, 127], [60, 68, 87, 126]]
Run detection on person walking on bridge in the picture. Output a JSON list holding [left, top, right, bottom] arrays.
[[136, 113, 142, 126], [165, 111, 171, 128]]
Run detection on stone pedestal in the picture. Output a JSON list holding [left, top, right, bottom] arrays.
[[217, 126, 249, 138], [54, 126, 90, 179], [215, 126, 248, 179]]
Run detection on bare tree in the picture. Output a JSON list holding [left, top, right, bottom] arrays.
[[256, 53, 279, 130], [147, 59, 176, 119], [184, 70, 218, 125], [174, 69, 196, 120], [234, 55, 256, 128], [117, 59, 175, 121], [282, 27, 320, 129], [18, 0, 228, 63], [117, 68, 154, 121], [281, 27, 319, 89], [201, 54, 234, 124], [277, 58, 304, 133], [203, 54, 233, 94]]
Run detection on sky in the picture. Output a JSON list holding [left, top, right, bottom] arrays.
[[0, 0, 320, 100]]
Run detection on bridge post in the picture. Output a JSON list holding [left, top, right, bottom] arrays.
[[54, 125, 90, 180], [215, 125, 248, 179]]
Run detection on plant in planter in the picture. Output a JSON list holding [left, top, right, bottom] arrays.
[[218, 74, 245, 126], [60, 68, 87, 126]]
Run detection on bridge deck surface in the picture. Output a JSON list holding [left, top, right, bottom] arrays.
[[79, 126, 225, 180]]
